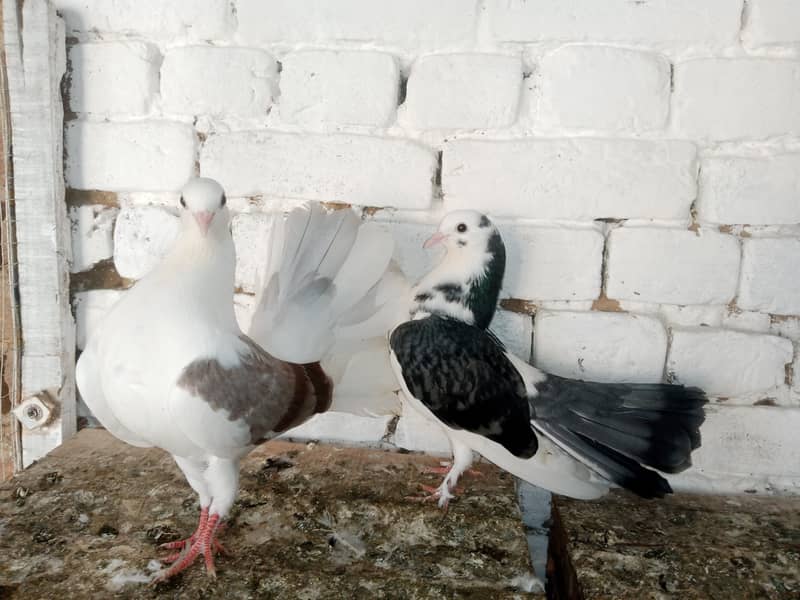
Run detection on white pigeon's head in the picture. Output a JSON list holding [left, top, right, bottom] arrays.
[[179, 177, 230, 239], [413, 210, 506, 329]]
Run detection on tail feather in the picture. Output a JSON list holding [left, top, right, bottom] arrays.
[[533, 374, 707, 497]]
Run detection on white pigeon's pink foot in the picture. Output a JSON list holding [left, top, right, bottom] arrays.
[[155, 513, 223, 580], [159, 507, 209, 556]]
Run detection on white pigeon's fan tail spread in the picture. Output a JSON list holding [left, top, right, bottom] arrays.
[[248, 203, 409, 414]]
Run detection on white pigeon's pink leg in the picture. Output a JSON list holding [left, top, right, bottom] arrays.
[[155, 513, 223, 580]]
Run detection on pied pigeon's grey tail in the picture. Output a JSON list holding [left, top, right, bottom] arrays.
[[532, 375, 707, 499]]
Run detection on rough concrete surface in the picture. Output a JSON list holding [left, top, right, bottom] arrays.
[[0, 430, 541, 599], [549, 490, 800, 600]]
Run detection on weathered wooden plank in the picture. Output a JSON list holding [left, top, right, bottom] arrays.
[[3, 0, 75, 467]]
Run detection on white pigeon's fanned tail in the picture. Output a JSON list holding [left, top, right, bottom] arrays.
[[248, 204, 410, 415]]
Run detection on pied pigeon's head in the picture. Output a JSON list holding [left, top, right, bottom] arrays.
[[414, 210, 506, 329], [179, 177, 230, 239]]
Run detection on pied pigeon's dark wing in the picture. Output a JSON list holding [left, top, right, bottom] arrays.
[[389, 316, 538, 458]]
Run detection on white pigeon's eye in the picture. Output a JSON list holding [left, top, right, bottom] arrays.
[[457, 223, 467, 233], [179, 196, 186, 208], [221, 194, 227, 207]]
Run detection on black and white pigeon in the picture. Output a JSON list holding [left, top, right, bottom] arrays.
[[76, 177, 402, 579], [389, 210, 707, 507]]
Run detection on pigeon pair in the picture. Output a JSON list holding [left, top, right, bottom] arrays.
[[77, 177, 705, 580]]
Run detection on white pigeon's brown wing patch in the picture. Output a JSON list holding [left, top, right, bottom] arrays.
[[177, 336, 332, 444]]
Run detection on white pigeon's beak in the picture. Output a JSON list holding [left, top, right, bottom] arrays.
[[193, 211, 215, 236], [423, 231, 448, 249]]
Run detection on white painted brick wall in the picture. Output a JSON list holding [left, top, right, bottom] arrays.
[[667, 329, 793, 397], [501, 224, 603, 301], [69, 204, 118, 273], [59, 0, 800, 492], [400, 54, 522, 130], [537, 46, 670, 133], [533, 311, 668, 383], [488, 0, 743, 46], [67, 42, 159, 116], [606, 228, 740, 305], [201, 131, 436, 209], [65, 121, 196, 192], [280, 50, 399, 128], [739, 238, 800, 316], [443, 139, 697, 220], [697, 155, 800, 225], [161, 46, 278, 117], [236, 0, 477, 49], [743, 0, 800, 47], [673, 59, 800, 141]]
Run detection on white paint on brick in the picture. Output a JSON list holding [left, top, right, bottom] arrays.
[[698, 154, 800, 225], [721, 310, 772, 335], [537, 45, 669, 133], [201, 131, 436, 209], [772, 317, 800, 343], [236, 0, 477, 49], [393, 400, 453, 455], [442, 139, 697, 220], [379, 220, 439, 283], [67, 42, 159, 116], [54, 0, 234, 41], [667, 328, 793, 396], [488, 0, 743, 46], [161, 46, 277, 117], [669, 405, 800, 495], [231, 212, 275, 293], [233, 293, 256, 333], [606, 228, 740, 305], [280, 50, 399, 128], [490, 309, 533, 361], [533, 311, 668, 383], [673, 59, 800, 141], [657, 305, 724, 329], [743, 0, 800, 47], [65, 121, 196, 192], [69, 204, 118, 273], [279, 412, 393, 447], [400, 54, 522, 130], [113, 206, 179, 280], [739, 237, 800, 316], [501, 224, 603, 301], [73, 290, 123, 350]]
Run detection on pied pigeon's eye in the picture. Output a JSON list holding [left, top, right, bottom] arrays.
[[179, 196, 186, 208], [221, 194, 227, 207], [456, 223, 467, 233]]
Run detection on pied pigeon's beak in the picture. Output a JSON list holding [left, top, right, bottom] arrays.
[[193, 211, 215, 236], [423, 231, 448, 249]]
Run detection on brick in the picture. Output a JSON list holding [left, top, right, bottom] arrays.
[[400, 54, 522, 130], [113, 206, 179, 279], [231, 212, 275, 293], [669, 406, 800, 491], [720, 310, 772, 335], [278, 412, 393, 446], [442, 139, 696, 220], [697, 155, 800, 225], [378, 220, 439, 282], [667, 329, 793, 396], [280, 50, 399, 128], [606, 228, 740, 305], [743, 0, 800, 46], [65, 121, 196, 192], [490, 309, 533, 361], [537, 46, 669, 132], [738, 238, 800, 316], [673, 59, 800, 140], [69, 204, 118, 273], [501, 224, 603, 301], [236, 0, 477, 48], [657, 305, 723, 329], [201, 131, 436, 209], [161, 46, 277, 117], [54, 0, 233, 40], [532, 311, 668, 383], [393, 407, 452, 455], [488, 0, 742, 45], [67, 42, 159, 116], [73, 290, 123, 350]]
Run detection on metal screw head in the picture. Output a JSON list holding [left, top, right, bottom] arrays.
[[25, 405, 43, 421]]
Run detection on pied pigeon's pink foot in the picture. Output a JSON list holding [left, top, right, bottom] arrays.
[[423, 462, 483, 478], [154, 513, 223, 581], [405, 482, 464, 511]]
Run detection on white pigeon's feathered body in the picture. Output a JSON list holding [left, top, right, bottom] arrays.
[[389, 211, 707, 507], [76, 178, 401, 579]]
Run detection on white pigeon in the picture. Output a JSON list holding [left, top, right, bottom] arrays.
[[389, 210, 706, 508], [76, 177, 403, 579]]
